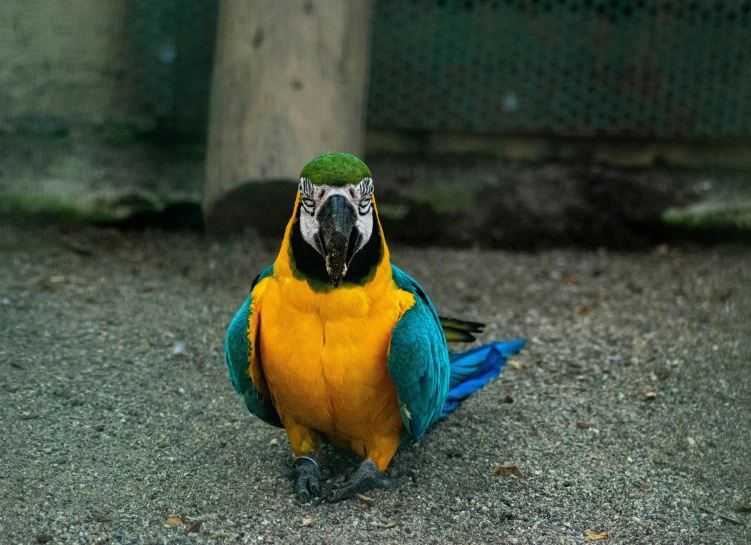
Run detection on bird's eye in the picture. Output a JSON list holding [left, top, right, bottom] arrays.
[[358, 194, 372, 215], [301, 196, 315, 216]]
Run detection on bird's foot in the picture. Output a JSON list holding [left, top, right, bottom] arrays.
[[322, 459, 415, 503], [281, 453, 330, 504]]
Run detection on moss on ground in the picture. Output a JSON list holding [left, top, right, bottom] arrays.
[[663, 199, 751, 230]]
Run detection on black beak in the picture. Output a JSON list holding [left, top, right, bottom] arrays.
[[317, 194, 357, 287]]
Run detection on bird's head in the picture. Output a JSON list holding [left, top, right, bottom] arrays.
[[296, 153, 376, 287]]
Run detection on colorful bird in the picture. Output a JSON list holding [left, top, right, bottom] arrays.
[[225, 153, 524, 503]]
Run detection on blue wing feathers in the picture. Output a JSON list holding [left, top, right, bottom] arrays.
[[442, 340, 525, 418], [388, 264, 525, 436], [448, 340, 526, 386]]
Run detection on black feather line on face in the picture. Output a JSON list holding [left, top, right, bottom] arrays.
[[290, 203, 383, 288]]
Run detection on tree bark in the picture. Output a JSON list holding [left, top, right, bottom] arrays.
[[203, 0, 372, 233]]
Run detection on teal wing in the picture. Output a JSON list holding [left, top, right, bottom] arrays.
[[225, 265, 281, 427], [388, 265, 450, 441]]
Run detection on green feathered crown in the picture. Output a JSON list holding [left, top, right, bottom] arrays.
[[299, 153, 371, 186]]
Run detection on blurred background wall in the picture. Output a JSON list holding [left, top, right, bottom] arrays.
[[6, 0, 751, 142], [1, 0, 749, 245], [1, 0, 216, 134]]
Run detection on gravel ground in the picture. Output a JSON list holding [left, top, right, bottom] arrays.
[[1, 221, 749, 545]]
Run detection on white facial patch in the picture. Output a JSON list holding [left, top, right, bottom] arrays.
[[298, 177, 374, 257]]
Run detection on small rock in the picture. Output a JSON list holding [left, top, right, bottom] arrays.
[[654, 363, 671, 381], [94, 512, 110, 523], [142, 280, 159, 292]]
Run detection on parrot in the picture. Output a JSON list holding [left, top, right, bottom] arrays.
[[225, 153, 524, 503]]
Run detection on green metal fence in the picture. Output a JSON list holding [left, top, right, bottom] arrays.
[[368, 0, 751, 138], [5, 1, 751, 140]]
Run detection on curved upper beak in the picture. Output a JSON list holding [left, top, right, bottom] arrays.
[[316, 194, 358, 287]]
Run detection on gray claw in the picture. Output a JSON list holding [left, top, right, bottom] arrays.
[[280, 453, 326, 504], [323, 459, 414, 503]]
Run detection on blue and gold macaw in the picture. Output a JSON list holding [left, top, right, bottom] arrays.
[[225, 153, 524, 503]]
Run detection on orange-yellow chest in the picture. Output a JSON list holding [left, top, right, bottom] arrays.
[[255, 267, 414, 443]]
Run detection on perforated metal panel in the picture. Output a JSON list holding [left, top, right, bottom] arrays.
[[367, 0, 751, 138]]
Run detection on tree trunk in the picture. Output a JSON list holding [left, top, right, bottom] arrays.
[[203, 0, 373, 233]]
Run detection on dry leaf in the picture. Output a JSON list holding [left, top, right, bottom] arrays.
[[58, 236, 96, 257], [645, 392, 657, 400], [124, 252, 145, 263], [50, 276, 66, 284], [186, 521, 202, 533], [383, 521, 397, 528], [576, 304, 592, 315], [36, 537, 52, 544], [577, 422, 590, 429], [583, 529, 608, 541], [493, 465, 524, 479], [717, 288, 732, 302], [165, 516, 183, 527], [639, 485, 651, 492], [301, 517, 313, 527], [356, 494, 374, 504], [563, 276, 580, 286], [508, 358, 522, 370]]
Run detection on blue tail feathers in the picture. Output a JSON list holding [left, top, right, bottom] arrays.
[[441, 340, 525, 418]]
